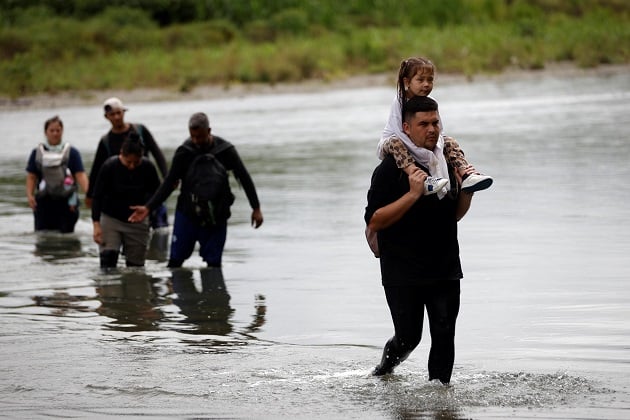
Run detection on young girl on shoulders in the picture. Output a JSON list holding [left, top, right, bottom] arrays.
[[378, 56, 493, 196]]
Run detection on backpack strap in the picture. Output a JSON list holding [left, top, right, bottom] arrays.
[[100, 134, 112, 156], [210, 136, 234, 154], [60, 142, 72, 164], [100, 124, 143, 156], [131, 123, 145, 145], [35, 143, 45, 170], [182, 140, 203, 156], [182, 142, 194, 153]]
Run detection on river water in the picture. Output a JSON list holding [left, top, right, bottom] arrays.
[[0, 70, 629, 419]]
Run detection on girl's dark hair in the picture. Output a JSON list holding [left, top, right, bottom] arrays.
[[44, 115, 63, 131], [121, 131, 144, 156], [396, 57, 436, 103]]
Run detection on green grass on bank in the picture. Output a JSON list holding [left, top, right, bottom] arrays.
[[1, 2, 629, 98]]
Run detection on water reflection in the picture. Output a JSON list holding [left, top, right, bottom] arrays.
[[92, 267, 267, 340], [95, 271, 166, 332], [394, 409, 462, 420], [376, 379, 465, 420], [33, 232, 83, 261], [32, 290, 94, 316], [171, 267, 233, 335], [170, 267, 267, 338]]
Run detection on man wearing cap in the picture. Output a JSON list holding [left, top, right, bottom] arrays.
[[87, 98, 168, 206], [87, 97, 170, 257]]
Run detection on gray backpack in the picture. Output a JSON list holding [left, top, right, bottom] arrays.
[[35, 143, 76, 198]]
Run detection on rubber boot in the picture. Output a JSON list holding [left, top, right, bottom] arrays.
[[99, 250, 119, 270]]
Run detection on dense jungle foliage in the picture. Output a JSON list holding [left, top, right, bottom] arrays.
[[1, 0, 628, 97]]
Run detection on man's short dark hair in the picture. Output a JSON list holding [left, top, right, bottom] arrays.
[[402, 96, 438, 123], [189, 112, 210, 130]]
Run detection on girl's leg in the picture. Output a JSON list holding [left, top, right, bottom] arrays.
[[443, 136, 493, 192], [442, 136, 468, 172], [383, 135, 448, 195], [382, 136, 415, 172]]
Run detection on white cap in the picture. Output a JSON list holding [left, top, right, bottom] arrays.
[[103, 97, 127, 113]]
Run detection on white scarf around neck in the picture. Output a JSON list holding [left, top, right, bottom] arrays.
[[379, 95, 450, 198], [397, 132, 450, 199]]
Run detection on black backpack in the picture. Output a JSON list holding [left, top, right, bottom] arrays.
[[183, 144, 234, 226]]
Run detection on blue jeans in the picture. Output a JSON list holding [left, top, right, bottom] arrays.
[[168, 210, 227, 268], [150, 203, 169, 228]]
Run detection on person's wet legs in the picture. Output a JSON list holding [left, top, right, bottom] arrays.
[[167, 211, 198, 268], [198, 224, 227, 268], [59, 206, 79, 233], [373, 285, 425, 376], [426, 280, 460, 384], [373, 336, 412, 376], [120, 219, 150, 267], [98, 214, 123, 270], [99, 249, 119, 269], [34, 197, 77, 233]]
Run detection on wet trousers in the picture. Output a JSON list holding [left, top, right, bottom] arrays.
[[381, 279, 460, 382], [34, 196, 79, 233], [168, 210, 227, 268], [98, 213, 150, 268]]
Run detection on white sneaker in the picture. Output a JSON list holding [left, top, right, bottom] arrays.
[[424, 177, 449, 195], [461, 173, 493, 192]]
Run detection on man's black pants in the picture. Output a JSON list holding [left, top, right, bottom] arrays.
[[382, 279, 460, 382]]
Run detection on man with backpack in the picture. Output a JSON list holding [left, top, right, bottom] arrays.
[[128, 112, 263, 268]]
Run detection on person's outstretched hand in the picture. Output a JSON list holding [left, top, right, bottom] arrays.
[[128, 205, 150, 223]]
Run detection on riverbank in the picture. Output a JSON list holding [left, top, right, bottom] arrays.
[[1, 62, 628, 111]]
